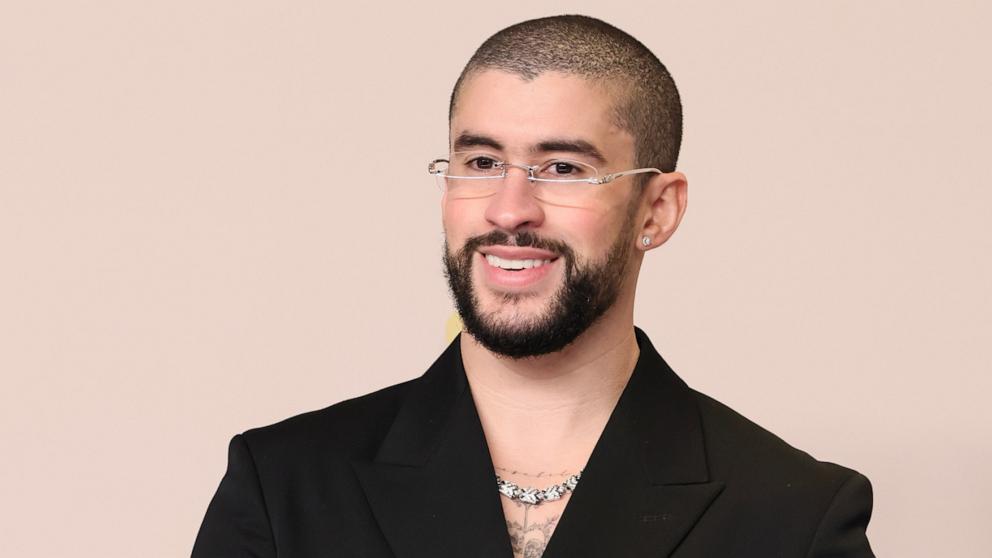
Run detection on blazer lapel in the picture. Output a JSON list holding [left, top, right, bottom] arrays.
[[351, 337, 513, 558], [541, 328, 724, 558]]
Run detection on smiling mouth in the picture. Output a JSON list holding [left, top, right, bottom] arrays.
[[483, 254, 557, 271]]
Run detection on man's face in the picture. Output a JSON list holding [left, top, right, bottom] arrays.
[[443, 70, 642, 358]]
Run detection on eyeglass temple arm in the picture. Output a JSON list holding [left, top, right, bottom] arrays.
[[595, 167, 664, 184]]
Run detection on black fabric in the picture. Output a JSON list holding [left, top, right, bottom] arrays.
[[192, 328, 874, 557]]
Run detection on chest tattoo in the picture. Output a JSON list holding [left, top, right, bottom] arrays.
[[505, 501, 560, 558]]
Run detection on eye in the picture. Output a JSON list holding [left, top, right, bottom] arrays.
[[537, 159, 595, 180], [468, 156, 498, 171]]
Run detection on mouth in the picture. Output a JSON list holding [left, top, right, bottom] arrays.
[[483, 254, 557, 271], [477, 245, 561, 271], [475, 248, 561, 290]]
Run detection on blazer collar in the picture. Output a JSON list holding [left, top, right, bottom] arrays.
[[352, 327, 724, 558]]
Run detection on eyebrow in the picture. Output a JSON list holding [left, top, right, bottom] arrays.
[[453, 133, 504, 152], [453, 132, 607, 165], [533, 139, 607, 165]]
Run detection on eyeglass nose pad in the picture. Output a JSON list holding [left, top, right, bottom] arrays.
[[497, 162, 531, 183], [502, 162, 539, 182]]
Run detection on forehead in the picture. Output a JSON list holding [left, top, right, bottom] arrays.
[[450, 70, 634, 162]]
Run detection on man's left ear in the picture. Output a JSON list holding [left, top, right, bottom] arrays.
[[638, 171, 688, 250]]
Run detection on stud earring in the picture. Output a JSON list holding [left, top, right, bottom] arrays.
[[641, 236, 652, 247]]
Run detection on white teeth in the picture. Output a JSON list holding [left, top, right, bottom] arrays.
[[485, 254, 553, 270]]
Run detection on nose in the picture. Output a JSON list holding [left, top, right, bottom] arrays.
[[483, 165, 546, 232]]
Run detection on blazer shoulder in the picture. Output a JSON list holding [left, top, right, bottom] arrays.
[[691, 389, 866, 488], [688, 389, 874, 554], [239, 377, 419, 462]]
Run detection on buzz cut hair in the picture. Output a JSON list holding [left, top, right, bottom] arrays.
[[449, 15, 683, 174]]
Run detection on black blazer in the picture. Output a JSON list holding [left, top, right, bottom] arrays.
[[193, 328, 874, 557]]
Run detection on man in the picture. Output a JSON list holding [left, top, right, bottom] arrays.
[[193, 15, 874, 558]]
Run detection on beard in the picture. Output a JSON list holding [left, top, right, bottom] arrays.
[[442, 215, 636, 359]]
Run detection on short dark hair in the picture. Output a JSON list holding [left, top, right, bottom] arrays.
[[449, 15, 683, 173]]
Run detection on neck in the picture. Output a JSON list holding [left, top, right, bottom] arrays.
[[460, 308, 640, 474]]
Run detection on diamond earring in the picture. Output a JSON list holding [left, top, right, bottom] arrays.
[[641, 236, 652, 247]]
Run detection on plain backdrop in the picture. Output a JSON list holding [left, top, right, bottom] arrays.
[[2, 1, 990, 556]]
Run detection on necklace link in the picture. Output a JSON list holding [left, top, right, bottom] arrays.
[[495, 471, 582, 506]]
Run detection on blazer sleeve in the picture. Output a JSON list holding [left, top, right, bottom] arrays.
[[805, 471, 875, 558], [192, 434, 277, 558]]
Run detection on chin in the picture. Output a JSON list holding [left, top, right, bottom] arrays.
[[478, 302, 549, 328]]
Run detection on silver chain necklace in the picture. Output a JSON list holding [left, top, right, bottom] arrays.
[[495, 471, 582, 506]]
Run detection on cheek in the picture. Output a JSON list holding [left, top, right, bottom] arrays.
[[547, 208, 617, 253], [441, 199, 485, 244], [440, 198, 460, 235]]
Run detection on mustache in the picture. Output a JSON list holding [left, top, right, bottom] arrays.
[[460, 230, 574, 259]]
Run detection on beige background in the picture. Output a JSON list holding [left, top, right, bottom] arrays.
[[2, 1, 989, 556]]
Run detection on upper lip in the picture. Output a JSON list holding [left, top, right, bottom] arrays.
[[478, 246, 559, 260]]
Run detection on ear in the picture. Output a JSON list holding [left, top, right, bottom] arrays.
[[638, 171, 687, 250]]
